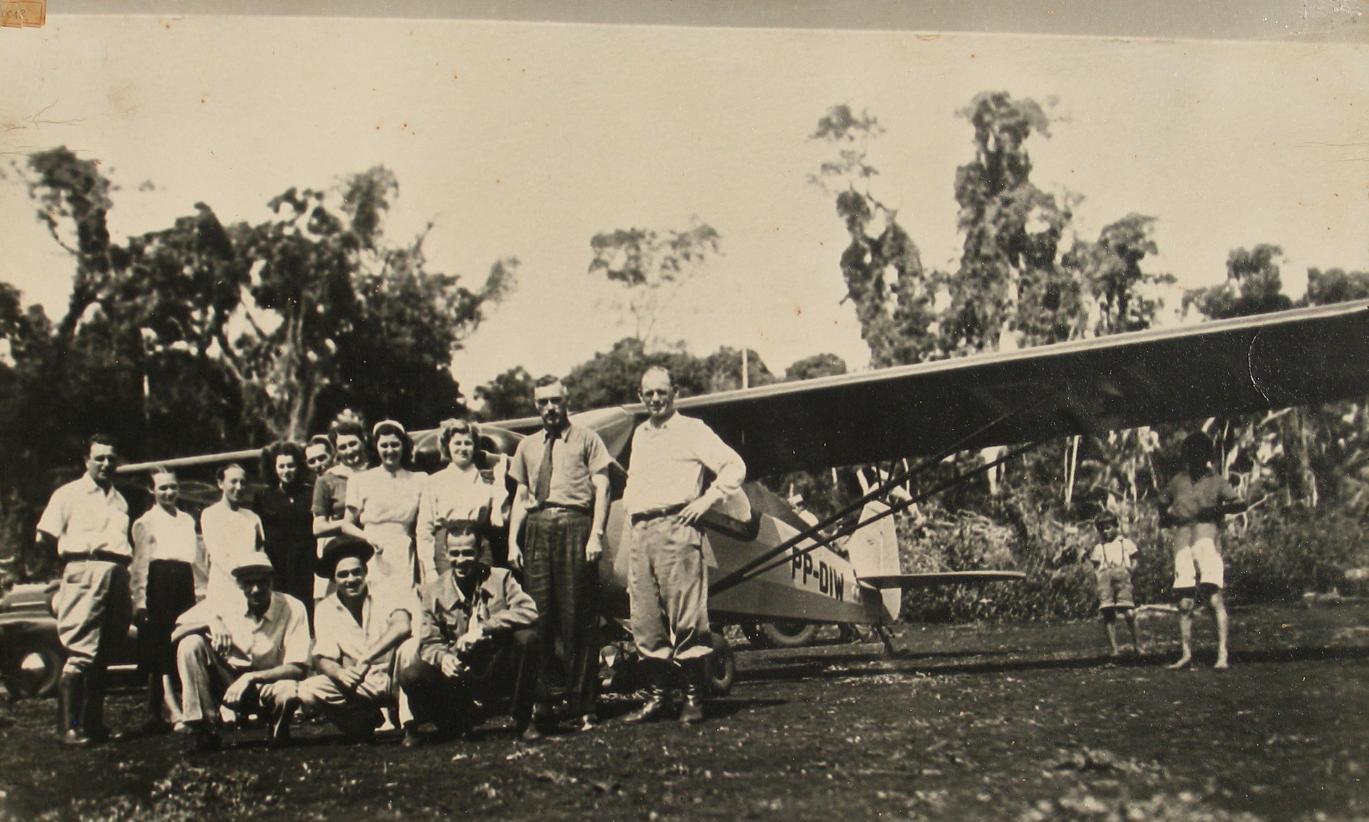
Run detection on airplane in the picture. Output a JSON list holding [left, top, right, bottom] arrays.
[[104, 298, 1369, 695]]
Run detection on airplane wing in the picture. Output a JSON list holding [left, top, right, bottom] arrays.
[[661, 300, 1369, 476], [118, 301, 1369, 478], [860, 571, 1027, 589]]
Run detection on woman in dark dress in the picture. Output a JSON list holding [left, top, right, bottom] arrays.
[[258, 441, 316, 621]]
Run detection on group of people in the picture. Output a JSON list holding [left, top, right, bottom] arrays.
[[1086, 431, 1245, 669], [36, 365, 746, 751]]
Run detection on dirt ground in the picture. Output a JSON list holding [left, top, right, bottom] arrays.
[[1, 601, 1366, 821]]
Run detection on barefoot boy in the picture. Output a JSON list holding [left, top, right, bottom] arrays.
[[1088, 513, 1143, 657]]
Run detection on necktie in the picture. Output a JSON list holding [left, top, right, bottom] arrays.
[[534, 428, 560, 506]]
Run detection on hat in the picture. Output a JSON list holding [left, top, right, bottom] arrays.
[[317, 536, 375, 579], [229, 552, 275, 579], [1095, 512, 1119, 529]]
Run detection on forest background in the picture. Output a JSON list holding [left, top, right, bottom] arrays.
[[3, 93, 1367, 620]]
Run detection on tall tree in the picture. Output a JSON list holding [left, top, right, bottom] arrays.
[[809, 104, 940, 367], [944, 92, 1080, 354], [1063, 213, 1175, 335], [588, 219, 720, 348], [1186, 244, 1293, 320]]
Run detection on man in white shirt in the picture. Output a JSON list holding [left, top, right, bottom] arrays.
[[621, 367, 745, 725], [298, 537, 416, 742], [173, 553, 310, 752], [35, 433, 133, 746]]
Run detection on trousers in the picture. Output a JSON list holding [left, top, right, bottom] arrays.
[[54, 560, 131, 675], [523, 508, 599, 714], [175, 634, 299, 727], [628, 517, 711, 662], [297, 637, 418, 727], [399, 627, 538, 731]]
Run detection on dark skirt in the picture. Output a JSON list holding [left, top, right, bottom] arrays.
[[140, 559, 196, 676]]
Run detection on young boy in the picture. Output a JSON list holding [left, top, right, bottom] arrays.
[[1088, 513, 1143, 657]]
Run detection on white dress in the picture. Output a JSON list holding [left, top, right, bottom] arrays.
[[198, 500, 265, 606], [345, 466, 425, 597]]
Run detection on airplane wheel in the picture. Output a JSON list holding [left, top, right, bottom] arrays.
[[702, 633, 734, 697], [756, 620, 819, 649], [1, 636, 64, 699]]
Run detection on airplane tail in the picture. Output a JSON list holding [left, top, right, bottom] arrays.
[[843, 501, 903, 622]]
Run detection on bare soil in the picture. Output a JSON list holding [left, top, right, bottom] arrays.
[[1, 601, 1366, 821]]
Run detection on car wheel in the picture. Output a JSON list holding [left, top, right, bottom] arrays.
[[702, 632, 734, 697], [1, 636, 65, 699]]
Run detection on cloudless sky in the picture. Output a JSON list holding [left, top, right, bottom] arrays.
[[2, 16, 1366, 388]]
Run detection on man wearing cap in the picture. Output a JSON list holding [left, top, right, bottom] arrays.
[[622, 366, 745, 725], [298, 537, 416, 742], [35, 433, 133, 746], [507, 376, 613, 731], [172, 553, 310, 752], [398, 533, 540, 745]]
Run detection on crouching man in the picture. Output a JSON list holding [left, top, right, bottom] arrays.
[[172, 552, 310, 752], [298, 537, 416, 742], [398, 534, 540, 746]]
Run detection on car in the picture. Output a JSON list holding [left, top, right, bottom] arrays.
[[0, 582, 139, 699]]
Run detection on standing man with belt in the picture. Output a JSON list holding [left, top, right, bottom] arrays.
[[507, 375, 613, 732], [35, 433, 134, 746], [622, 366, 745, 725]]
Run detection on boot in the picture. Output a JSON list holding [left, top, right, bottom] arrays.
[[623, 660, 673, 725], [679, 658, 706, 725], [140, 674, 171, 735], [80, 668, 112, 743], [58, 673, 92, 747]]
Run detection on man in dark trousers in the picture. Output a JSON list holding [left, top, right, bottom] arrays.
[[35, 433, 133, 746], [507, 376, 613, 732], [399, 533, 540, 745]]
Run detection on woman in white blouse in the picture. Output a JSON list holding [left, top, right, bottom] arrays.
[[343, 420, 425, 597], [416, 419, 510, 583]]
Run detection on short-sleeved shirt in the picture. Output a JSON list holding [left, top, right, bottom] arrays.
[[345, 467, 424, 530], [623, 412, 745, 515], [510, 423, 613, 509], [36, 475, 131, 559], [200, 500, 265, 604], [311, 588, 414, 669], [176, 591, 311, 671], [312, 465, 356, 521], [1089, 537, 1138, 570]]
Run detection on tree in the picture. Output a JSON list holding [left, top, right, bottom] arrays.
[[785, 353, 847, 381], [588, 219, 721, 347], [1063, 213, 1175, 335], [1185, 244, 1293, 320], [474, 366, 538, 420], [809, 104, 940, 367], [1304, 266, 1369, 305], [943, 92, 1081, 354]]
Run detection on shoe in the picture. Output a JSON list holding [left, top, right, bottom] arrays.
[[519, 723, 544, 743], [187, 726, 222, 754], [267, 724, 292, 750], [402, 726, 424, 748], [577, 713, 597, 733], [679, 659, 706, 725], [623, 690, 671, 725]]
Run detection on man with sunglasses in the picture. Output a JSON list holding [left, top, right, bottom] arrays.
[[298, 537, 415, 742], [622, 367, 745, 725], [507, 376, 613, 733]]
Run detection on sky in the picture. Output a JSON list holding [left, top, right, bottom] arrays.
[[2, 15, 1366, 388]]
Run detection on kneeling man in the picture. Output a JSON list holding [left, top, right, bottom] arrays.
[[172, 553, 310, 752], [398, 534, 540, 745], [298, 537, 415, 741]]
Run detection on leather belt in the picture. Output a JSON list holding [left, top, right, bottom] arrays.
[[61, 551, 132, 567], [630, 503, 687, 526], [530, 503, 591, 516]]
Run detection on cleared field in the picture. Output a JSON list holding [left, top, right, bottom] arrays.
[[1, 601, 1366, 820]]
